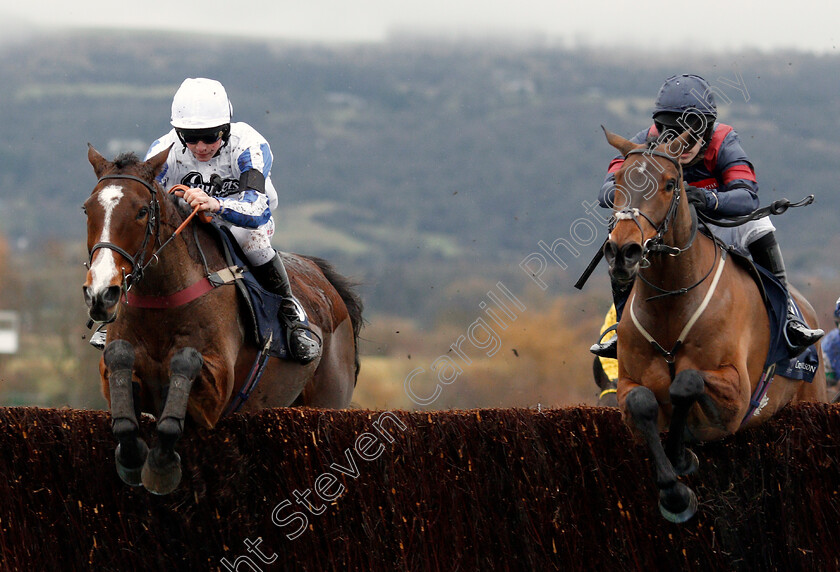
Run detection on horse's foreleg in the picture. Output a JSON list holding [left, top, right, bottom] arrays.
[[104, 340, 148, 487], [625, 385, 697, 523], [664, 370, 703, 476], [141, 347, 203, 495]]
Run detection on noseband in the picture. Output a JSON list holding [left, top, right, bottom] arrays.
[[88, 174, 161, 291]]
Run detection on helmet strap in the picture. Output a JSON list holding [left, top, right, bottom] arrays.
[[175, 131, 189, 154]]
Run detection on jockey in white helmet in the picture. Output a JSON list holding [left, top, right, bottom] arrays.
[[92, 78, 320, 364]]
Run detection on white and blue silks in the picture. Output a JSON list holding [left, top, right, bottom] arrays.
[[146, 122, 279, 266]]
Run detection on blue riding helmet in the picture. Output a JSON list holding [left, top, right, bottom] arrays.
[[653, 74, 717, 123]]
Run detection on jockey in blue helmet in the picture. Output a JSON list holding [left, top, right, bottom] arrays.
[[821, 297, 840, 387], [591, 74, 824, 359]]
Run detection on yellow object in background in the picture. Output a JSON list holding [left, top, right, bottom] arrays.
[[598, 304, 619, 382]]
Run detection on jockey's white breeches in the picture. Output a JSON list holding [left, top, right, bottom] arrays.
[[704, 217, 775, 256], [222, 218, 276, 266]]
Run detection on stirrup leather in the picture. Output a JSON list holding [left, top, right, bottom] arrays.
[[280, 296, 308, 323]]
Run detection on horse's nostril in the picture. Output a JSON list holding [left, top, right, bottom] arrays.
[[83, 286, 93, 308], [604, 241, 618, 264], [103, 285, 122, 308], [622, 243, 643, 265]]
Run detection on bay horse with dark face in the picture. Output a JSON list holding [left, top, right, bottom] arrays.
[[601, 127, 827, 522], [83, 145, 363, 494]]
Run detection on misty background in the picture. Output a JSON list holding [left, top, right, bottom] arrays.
[[0, 21, 838, 411]]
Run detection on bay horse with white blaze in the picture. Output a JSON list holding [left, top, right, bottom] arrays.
[[601, 127, 826, 522], [83, 145, 363, 495]]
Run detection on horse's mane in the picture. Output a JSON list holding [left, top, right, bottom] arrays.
[[111, 152, 159, 182], [303, 255, 365, 380]]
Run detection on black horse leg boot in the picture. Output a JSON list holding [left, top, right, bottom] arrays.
[[251, 253, 321, 364], [748, 233, 823, 353]]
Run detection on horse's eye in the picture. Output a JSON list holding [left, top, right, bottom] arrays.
[[137, 207, 149, 219], [665, 180, 676, 192]]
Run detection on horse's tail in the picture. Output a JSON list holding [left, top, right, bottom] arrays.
[[305, 256, 365, 380]]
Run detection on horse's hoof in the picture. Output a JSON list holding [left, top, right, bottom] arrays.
[[141, 448, 182, 495], [115, 440, 148, 487], [674, 449, 699, 476], [659, 483, 698, 523]]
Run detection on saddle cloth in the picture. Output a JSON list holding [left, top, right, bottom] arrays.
[[737, 252, 819, 383], [212, 223, 311, 361]]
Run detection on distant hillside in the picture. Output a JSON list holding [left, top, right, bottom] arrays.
[[1, 31, 838, 293]]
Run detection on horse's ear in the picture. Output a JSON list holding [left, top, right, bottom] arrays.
[[655, 128, 697, 160], [145, 144, 173, 176], [602, 126, 644, 157], [87, 144, 111, 179]]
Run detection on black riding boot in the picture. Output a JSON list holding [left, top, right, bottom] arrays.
[[590, 279, 634, 359], [748, 233, 824, 354], [251, 253, 321, 364]]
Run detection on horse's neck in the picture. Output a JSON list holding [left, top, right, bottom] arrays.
[[135, 202, 206, 292]]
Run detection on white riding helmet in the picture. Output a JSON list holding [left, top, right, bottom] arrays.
[[170, 78, 233, 129]]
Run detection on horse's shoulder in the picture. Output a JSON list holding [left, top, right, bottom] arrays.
[[722, 246, 766, 295]]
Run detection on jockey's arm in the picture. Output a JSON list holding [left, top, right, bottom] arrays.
[[598, 173, 618, 208], [216, 189, 271, 229], [823, 331, 840, 384], [709, 178, 759, 217], [823, 347, 837, 383], [709, 129, 761, 217], [215, 131, 276, 228]]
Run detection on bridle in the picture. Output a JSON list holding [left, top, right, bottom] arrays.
[[88, 173, 199, 296], [88, 174, 162, 294], [613, 148, 692, 257], [89, 174, 209, 293], [87, 174, 234, 316], [611, 147, 716, 301], [614, 147, 728, 376]]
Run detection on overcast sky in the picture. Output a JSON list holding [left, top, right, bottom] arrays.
[[2, 0, 838, 53]]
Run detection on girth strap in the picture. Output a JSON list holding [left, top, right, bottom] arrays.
[[223, 332, 274, 417], [740, 363, 777, 427]]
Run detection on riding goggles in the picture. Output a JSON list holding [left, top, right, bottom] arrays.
[[654, 112, 709, 139], [655, 121, 705, 138], [178, 127, 227, 145]]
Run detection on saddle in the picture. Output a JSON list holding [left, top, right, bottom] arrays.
[[727, 246, 819, 382], [211, 223, 308, 361]]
